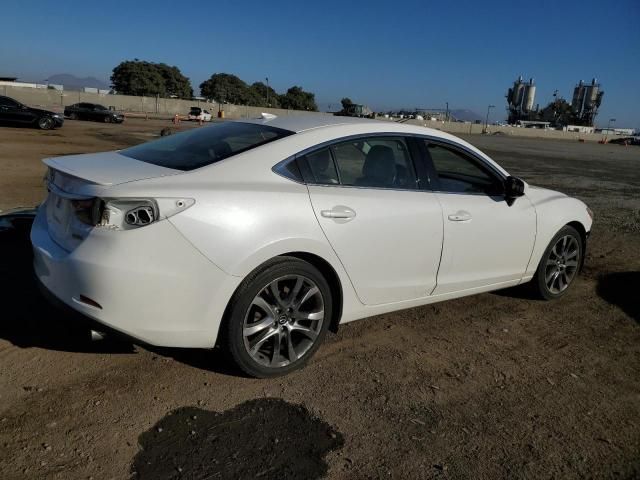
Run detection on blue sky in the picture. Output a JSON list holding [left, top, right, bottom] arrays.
[[2, 0, 639, 127]]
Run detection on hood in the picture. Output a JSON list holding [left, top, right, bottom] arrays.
[[43, 151, 180, 188]]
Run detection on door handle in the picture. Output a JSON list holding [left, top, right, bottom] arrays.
[[321, 206, 356, 219], [447, 211, 472, 222]]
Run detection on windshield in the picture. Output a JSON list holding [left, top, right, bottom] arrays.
[[120, 122, 294, 171]]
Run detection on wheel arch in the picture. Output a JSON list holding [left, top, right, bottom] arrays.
[[282, 251, 343, 333], [566, 220, 588, 270]]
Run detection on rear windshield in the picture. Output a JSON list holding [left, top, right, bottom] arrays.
[[120, 122, 294, 171]]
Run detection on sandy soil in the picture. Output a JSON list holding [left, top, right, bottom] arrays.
[[0, 119, 639, 479]]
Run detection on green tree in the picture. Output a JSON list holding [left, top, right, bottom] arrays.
[[340, 97, 353, 112], [279, 86, 318, 111], [249, 82, 280, 108], [199, 73, 251, 104], [111, 60, 193, 98], [156, 63, 193, 98]]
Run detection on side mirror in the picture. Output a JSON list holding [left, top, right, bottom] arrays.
[[504, 176, 525, 198]]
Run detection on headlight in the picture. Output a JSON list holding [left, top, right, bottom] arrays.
[[52, 114, 61, 118]]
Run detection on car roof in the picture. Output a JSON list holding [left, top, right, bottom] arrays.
[[237, 114, 380, 133]]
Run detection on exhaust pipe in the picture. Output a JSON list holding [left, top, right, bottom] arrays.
[[90, 330, 106, 341]]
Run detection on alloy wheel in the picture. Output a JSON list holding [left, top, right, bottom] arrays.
[[243, 275, 324, 368], [38, 117, 53, 130], [544, 235, 580, 294]]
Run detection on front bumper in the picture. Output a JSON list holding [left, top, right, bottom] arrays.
[[31, 207, 240, 348], [52, 116, 64, 127]]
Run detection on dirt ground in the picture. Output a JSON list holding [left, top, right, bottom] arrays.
[[0, 119, 638, 480]]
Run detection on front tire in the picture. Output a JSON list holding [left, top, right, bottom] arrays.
[[531, 225, 583, 300], [224, 257, 332, 378], [37, 117, 54, 130], [103, 116, 112, 123]]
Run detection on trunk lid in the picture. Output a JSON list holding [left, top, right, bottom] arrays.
[[44, 151, 179, 187], [43, 151, 179, 251]]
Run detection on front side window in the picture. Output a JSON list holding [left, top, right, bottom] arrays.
[[120, 122, 293, 171], [330, 137, 417, 189], [425, 143, 503, 195]]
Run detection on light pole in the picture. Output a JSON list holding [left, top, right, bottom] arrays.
[[604, 118, 616, 142], [445, 101, 449, 122], [265, 77, 270, 107], [484, 104, 495, 133]]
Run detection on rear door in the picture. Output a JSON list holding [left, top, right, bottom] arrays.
[[419, 140, 536, 294], [301, 136, 444, 305]]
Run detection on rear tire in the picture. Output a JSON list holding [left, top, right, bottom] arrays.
[[68, 113, 78, 120], [531, 225, 583, 300], [224, 256, 332, 378], [37, 117, 54, 130]]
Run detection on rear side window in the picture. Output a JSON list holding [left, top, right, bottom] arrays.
[[120, 122, 293, 171], [0, 96, 18, 107], [331, 137, 417, 189], [303, 148, 339, 184]]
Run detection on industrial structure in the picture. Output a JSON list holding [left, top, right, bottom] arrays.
[[506, 76, 538, 124], [570, 78, 604, 126], [506, 76, 604, 127]]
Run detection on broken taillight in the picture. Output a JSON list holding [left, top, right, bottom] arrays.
[[71, 198, 102, 226]]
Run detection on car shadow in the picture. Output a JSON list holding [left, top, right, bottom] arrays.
[[491, 283, 539, 300], [596, 272, 640, 323], [0, 213, 244, 375]]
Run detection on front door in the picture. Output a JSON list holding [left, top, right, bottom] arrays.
[[420, 141, 536, 294], [302, 136, 444, 305]]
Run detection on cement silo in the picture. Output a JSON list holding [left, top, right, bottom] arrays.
[[573, 78, 603, 126], [571, 80, 586, 111], [522, 78, 536, 113], [506, 76, 536, 123], [584, 78, 600, 109]]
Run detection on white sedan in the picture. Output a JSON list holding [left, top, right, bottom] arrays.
[[31, 116, 593, 377]]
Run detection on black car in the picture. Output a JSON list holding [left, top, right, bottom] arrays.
[[0, 95, 64, 130], [64, 103, 124, 123]]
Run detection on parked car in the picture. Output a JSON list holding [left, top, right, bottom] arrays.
[[31, 116, 592, 377], [608, 136, 639, 146], [64, 103, 124, 123], [188, 107, 212, 121], [0, 95, 63, 130]]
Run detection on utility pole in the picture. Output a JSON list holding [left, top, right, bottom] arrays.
[[484, 104, 495, 134], [445, 101, 449, 122]]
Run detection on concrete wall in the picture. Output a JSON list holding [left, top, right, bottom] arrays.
[[399, 118, 606, 142], [1, 84, 606, 141], [0, 84, 326, 120]]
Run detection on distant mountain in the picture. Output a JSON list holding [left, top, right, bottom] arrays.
[[44, 74, 110, 91], [450, 109, 484, 122]]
